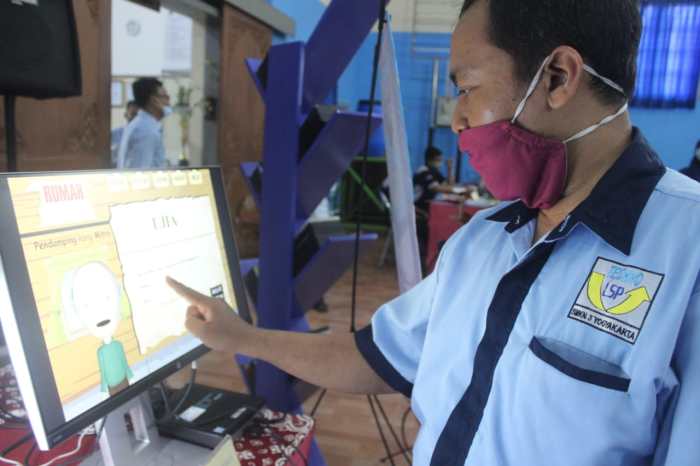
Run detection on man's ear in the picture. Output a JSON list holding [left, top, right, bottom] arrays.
[[543, 46, 585, 110]]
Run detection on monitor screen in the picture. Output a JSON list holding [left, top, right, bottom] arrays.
[[0, 168, 250, 450]]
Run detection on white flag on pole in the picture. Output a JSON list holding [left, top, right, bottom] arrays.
[[379, 21, 422, 293]]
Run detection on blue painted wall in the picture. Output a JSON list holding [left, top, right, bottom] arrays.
[[339, 32, 479, 181], [630, 107, 700, 169], [267, 3, 700, 175]]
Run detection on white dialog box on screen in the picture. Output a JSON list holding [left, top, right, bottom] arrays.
[[110, 196, 230, 353]]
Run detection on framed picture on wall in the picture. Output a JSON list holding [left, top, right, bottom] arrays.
[[111, 80, 124, 107]]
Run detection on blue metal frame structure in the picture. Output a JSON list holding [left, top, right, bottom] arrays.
[[237, 2, 390, 464]]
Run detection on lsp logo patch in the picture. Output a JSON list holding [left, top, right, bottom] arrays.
[[568, 258, 664, 344]]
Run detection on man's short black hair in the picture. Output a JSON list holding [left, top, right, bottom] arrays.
[[132, 78, 163, 108], [425, 146, 443, 164], [460, 0, 641, 105], [126, 100, 137, 108]]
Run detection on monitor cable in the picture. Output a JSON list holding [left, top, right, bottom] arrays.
[[0, 419, 100, 466], [51, 414, 108, 466], [157, 361, 198, 423], [0, 432, 33, 463]]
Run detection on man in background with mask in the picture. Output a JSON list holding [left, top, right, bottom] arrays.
[[167, 1, 700, 464], [116, 78, 171, 169]]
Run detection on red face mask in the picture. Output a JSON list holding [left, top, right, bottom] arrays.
[[458, 56, 628, 210]]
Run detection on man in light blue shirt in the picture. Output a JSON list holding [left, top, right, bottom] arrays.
[[116, 78, 171, 169], [166, 0, 700, 464], [110, 100, 138, 167]]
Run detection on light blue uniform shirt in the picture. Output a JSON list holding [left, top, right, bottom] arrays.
[[110, 126, 125, 168], [116, 110, 167, 169], [356, 129, 700, 466]]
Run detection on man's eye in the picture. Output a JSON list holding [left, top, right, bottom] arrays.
[[457, 87, 471, 97]]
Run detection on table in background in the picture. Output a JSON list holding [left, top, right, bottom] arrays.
[[426, 200, 493, 273]]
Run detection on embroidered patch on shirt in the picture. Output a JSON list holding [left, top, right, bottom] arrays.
[[568, 257, 664, 344]]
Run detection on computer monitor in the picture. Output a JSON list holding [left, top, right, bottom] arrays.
[[0, 168, 251, 451]]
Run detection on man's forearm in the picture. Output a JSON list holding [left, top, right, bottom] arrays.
[[236, 327, 394, 395]]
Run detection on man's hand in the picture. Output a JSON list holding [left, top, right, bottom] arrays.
[[166, 277, 251, 355], [166, 277, 393, 395]]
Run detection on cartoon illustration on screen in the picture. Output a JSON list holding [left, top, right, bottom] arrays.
[[61, 261, 133, 396]]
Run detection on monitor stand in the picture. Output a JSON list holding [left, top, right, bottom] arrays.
[[81, 394, 212, 466]]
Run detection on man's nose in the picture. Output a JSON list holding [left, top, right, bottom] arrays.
[[451, 101, 467, 134], [452, 113, 467, 135]]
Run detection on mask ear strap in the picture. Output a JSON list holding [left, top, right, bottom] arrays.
[[563, 102, 628, 143], [511, 55, 552, 124], [582, 64, 625, 95]]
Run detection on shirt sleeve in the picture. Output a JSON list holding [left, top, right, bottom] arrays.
[[355, 254, 441, 398], [653, 289, 700, 465], [125, 131, 160, 169], [433, 169, 446, 185]]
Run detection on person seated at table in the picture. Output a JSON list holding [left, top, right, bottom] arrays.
[[413, 146, 458, 274]]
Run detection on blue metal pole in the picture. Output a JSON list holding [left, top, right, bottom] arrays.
[[256, 41, 305, 413]]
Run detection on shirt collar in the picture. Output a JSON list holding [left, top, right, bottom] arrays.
[[487, 128, 666, 255], [135, 109, 162, 130]]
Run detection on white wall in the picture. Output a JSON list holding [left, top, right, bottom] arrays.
[[111, 0, 213, 167], [366, 0, 460, 33]]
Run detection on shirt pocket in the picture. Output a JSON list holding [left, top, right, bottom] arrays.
[[528, 336, 630, 392]]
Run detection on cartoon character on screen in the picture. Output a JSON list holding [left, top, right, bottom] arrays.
[[62, 261, 133, 396]]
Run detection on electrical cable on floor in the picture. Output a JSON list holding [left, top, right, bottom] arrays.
[[346, 0, 410, 466], [345, 1, 412, 464], [373, 395, 412, 464], [22, 440, 36, 466], [35, 430, 90, 466], [0, 432, 33, 458], [53, 414, 109, 466], [0, 421, 103, 466], [309, 388, 327, 418], [0, 454, 21, 465], [350, 0, 389, 334], [400, 404, 413, 455], [158, 382, 172, 416], [367, 395, 397, 466]]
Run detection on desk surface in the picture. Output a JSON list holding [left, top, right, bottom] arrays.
[[0, 365, 313, 466]]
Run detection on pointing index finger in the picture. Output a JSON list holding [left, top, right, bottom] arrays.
[[166, 276, 209, 305]]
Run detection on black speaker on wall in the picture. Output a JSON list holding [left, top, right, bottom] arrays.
[[0, 0, 82, 172], [0, 0, 82, 98]]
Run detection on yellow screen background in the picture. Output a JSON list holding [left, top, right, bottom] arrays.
[[8, 170, 237, 403]]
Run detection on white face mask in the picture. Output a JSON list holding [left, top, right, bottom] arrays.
[[162, 105, 174, 118], [512, 54, 629, 144]]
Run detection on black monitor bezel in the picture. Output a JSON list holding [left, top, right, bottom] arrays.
[[0, 167, 251, 448]]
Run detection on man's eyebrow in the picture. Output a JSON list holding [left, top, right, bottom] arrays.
[[449, 65, 474, 87], [449, 71, 458, 87]]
